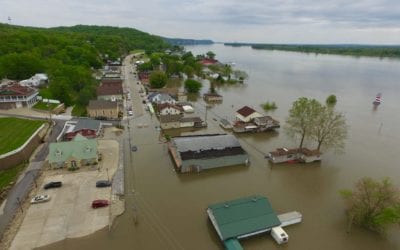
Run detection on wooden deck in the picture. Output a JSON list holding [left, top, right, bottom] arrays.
[[167, 142, 182, 170]]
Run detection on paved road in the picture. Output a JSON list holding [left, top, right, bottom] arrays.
[[0, 119, 65, 239]]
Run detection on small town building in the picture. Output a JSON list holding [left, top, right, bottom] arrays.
[[97, 81, 123, 102], [267, 147, 321, 163], [179, 116, 204, 128], [207, 195, 281, 248], [148, 92, 176, 105], [0, 82, 38, 109], [168, 134, 248, 173], [200, 58, 219, 66], [203, 93, 223, 102], [63, 119, 102, 141], [159, 114, 181, 129], [20, 73, 49, 87], [157, 103, 183, 116], [48, 134, 98, 169], [219, 119, 233, 129], [87, 100, 119, 120], [236, 106, 263, 123]]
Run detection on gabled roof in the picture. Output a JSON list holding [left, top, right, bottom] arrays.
[[88, 100, 118, 110], [159, 114, 182, 123], [48, 134, 98, 163], [207, 195, 281, 240], [158, 103, 183, 112], [236, 106, 257, 118]]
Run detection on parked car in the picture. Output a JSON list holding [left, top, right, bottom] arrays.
[[44, 181, 62, 189], [131, 145, 138, 152], [92, 199, 109, 208], [96, 180, 112, 187], [31, 194, 50, 204], [128, 110, 133, 116]]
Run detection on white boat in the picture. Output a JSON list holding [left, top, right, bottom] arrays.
[[373, 93, 382, 105], [31, 194, 50, 204]]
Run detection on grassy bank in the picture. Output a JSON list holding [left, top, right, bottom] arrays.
[[32, 101, 59, 111], [0, 117, 45, 155], [0, 164, 27, 191]]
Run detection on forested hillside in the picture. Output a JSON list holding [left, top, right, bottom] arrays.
[[0, 23, 169, 108]]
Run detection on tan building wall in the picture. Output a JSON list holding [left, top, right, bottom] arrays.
[[87, 107, 119, 119]]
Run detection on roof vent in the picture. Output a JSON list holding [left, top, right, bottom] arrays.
[[224, 204, 229, 208]]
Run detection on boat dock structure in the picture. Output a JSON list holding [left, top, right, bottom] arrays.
[[207, 195, 302, 249]]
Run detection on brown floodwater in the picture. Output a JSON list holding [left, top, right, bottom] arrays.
[[39, 45, 400, 250]]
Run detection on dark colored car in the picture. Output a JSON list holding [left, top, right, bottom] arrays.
[[92, 199, 109, 209], [96, 180, 112, 188], [44, 181, 62, 189], [131, 145, 138, 152]]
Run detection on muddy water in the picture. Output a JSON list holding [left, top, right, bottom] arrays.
[[39, 45, 400, 250]]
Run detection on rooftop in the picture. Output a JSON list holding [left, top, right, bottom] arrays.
[[173, 134, 241, 153], [207, 195, 281, 241], [96, 82, 123, 96], [0, 82, 38, 97], [48, 134, 98, 163], [72, 118, 101, 132], [236, 106, 257, 117], [88, 100, 118, 110]]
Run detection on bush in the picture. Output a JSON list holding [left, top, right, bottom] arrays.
[[184, 79, 202, 93], [326, 94, 337, 106], [261, 101, 277, 111]]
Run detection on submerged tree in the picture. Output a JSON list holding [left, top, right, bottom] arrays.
[[326, 94, 337, 106], [184, 79, 202, 93], [149, 71, 167, 89], [284, 97, 323, 149], [340, 177, 400, 234], [312, 106, 347, 151]]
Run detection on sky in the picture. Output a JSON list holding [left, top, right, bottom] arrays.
[[1, 0, 400, 44]]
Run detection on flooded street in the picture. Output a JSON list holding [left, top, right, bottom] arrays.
[[40, 45, 400, 250]]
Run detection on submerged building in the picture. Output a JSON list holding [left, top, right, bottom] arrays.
[[168, 134, 248, 173]]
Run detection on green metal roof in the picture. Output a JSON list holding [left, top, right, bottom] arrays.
[[48, 134, 98, 163], [208, 195, 281, 241]]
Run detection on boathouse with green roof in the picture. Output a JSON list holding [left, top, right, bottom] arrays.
[[207, 195, 281, 249], [48, 134, 98, 169]]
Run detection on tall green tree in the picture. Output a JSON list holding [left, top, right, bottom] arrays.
[[0, 53, 45, 80], [184, 79, 202, 93], [340, 177, 400, 234], [206, 51, 216, 59], [312, 106, 347, 151], [149, 71, 167, 88], [326, 94, 337, 106], [284, 97, 323, 149]]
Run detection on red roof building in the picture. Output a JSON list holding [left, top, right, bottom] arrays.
[[200, 59, 219, 66], [0, 82, 39, 109]]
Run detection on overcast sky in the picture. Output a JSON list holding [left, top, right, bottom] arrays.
[[2, 0, 400, 44]]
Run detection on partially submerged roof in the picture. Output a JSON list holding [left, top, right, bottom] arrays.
[[236, 106, 257, 117], [207, 195, 281, 241], [173, 134, 241, 153]]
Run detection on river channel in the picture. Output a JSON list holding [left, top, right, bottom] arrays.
[[40, 44, 400, 250]]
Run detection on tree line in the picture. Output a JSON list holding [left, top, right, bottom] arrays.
[[0, 23, 169, 109]]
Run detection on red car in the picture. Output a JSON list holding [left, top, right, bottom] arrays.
[[92, 199, 109, 209]]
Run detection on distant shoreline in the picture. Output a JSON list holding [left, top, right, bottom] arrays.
[[223, 43, 400, 59]]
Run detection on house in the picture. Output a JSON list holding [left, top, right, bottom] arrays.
[[300, 148, 322, 163], [148, 93, 176, 105], [159, 114, 181, 129], [267, 147, 322, 163], [0, 82, 39, 109], [48, 134, 98, 169], [97, 81, 123, 102], [168, 134, 248, 173], [236, 106, 263, 122], [87, 100, 119, 120], [157, 103, 183, 116], [20, 73, 49, 87], [100, 78, 122, 85], [179, 116, 204, 128], [253, 116, 280, 130], [204, 93, 223, 102], [63, 119, 102, 141], [207, 195, 281, 242]]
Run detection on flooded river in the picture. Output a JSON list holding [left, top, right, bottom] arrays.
[[40, 44, 400, 250]]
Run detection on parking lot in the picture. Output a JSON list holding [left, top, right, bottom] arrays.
[[10, 140, 119, 250]]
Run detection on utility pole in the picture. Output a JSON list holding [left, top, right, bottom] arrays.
[[8, 16, 11, 24], [106, 168, 109, 182]]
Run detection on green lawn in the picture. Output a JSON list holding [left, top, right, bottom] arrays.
[[0, 164, 26, 191], [32, 101, 58, 111], [0, 117, 45, 155]]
